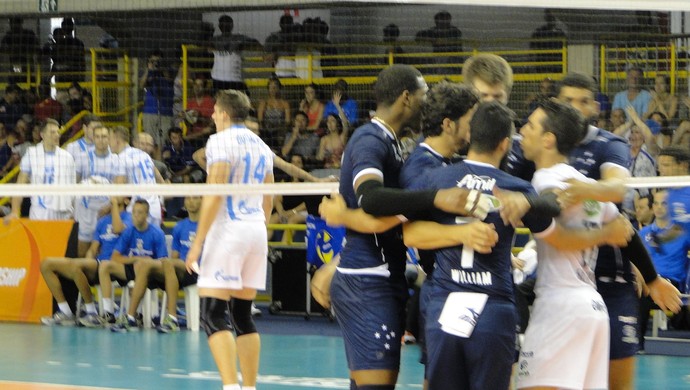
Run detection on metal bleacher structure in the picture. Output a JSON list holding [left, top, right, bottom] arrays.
[[1, 28, 690, 352]]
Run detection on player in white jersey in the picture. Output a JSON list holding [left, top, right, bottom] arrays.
[[515, 100, 634, 390], [65, 114, 102, 170], [185, 90, 273, 390], [108, 125, 163, 227], [73, 125, 127, 257], [6, 119, 76, 222]]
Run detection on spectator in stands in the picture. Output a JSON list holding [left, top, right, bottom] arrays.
[[265, 14, 300, 78], [633, 191, 655, 230], [316, 113, 349, 169], [299, 84, 324, 131], [614, 106, 659, 155], [281, 111, 319, 165], [639, 189, 690, 349], [140, 50, 175, 154], [296, 17, 325, 80], [209, 15, 261, 95], [52, 18, 85, 84], [623, 126, 657, 215], [611, 108, 627, 132], [0, 84, 28, 131], [162, 127, 203, 184], [12, 120, 36, 158], [529, 9, 567, 73], [415, 10, 463, 73], [648, 111, 673, 149], [184, 75, 215, 146], [40, 197, 130, 327], [323, 79, 358, 127], [65, 114, 102, 178], [612, 67, 652, 119], [645, 75, 678, 120], [525, 77, 556, 116], [5, 119, 76, 222], [0, 130, 19, 178], [382, 23, 406, 65], [33, 84, 63, 123], [105, 199, 168, 333], [258, 76, 291, 150], [40, 28, 60, 85], [158, 196, 202, 333], [0, 17, 39, 85]]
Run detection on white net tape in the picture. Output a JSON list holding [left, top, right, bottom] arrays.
[[0, 176, 686, 198], [0, 182, 339, 197]]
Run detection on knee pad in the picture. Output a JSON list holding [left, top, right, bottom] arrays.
[[200, 297, 233, 337], [231, 298, 257, 336], [357, 386, 394, 390]]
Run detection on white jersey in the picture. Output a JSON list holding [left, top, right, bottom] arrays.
[[531, 163, 619, 292], [75, 150, 125, 183], [205, 125, 273, 222], [66, 138, 95, 176], [118, 146, 162, 222]]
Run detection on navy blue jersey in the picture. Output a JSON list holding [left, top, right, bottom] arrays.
[[423, 160, 553, 301], [568, 126, 630, 180], [339, 120, 407, 279], [400, 142, 452, 190], [504, 135, 536, 182], [400, 142, 454, 275]]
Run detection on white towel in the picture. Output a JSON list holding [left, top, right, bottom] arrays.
[[28, 143, 76, 212]]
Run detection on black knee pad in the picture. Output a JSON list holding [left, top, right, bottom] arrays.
[[357, 385, 394, 390], [231, 298, 257, 336], [200, 297, 233, 337]]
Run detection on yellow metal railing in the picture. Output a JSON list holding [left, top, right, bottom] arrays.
[[599, 41, 688, 95]]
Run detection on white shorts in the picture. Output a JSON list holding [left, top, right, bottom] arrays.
[[74, 196, 109, 242], [517, 288, 610, 390], [30, 206, 73, 221], [197, 220, 268, 290]]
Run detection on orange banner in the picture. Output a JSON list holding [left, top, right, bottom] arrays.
[[0, 219, 74, 323]]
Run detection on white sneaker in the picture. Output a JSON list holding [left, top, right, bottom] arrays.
[[251, 304, 262, 316], [41, 311, 76, 326]]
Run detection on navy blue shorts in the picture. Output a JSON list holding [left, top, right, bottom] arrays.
[[597, 280, 640, 359], [425, 291, 517, 390], [330, 271, 408, 371]]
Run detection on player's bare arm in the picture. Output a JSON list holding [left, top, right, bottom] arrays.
[[402, 220, 498, 253]]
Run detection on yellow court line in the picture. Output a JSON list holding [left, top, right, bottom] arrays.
[[0, 381, 134, 390]]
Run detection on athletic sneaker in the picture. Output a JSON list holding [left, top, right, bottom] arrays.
[[157, 315, 180, 334], [79, 313, 105, 328], [103, 312, 117, 326], [110, 315, 139, 333], [251, 304, 262, 316], [41, 311, 76, 326]]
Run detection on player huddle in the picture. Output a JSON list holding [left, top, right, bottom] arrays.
[[319, 57, 682, 390]]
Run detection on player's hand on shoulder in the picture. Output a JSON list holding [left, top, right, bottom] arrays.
[[558, 179, 590, 209], [319, 194, 347, 227], [602, 215, 634, 247], [493, 187, 529, 227]]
